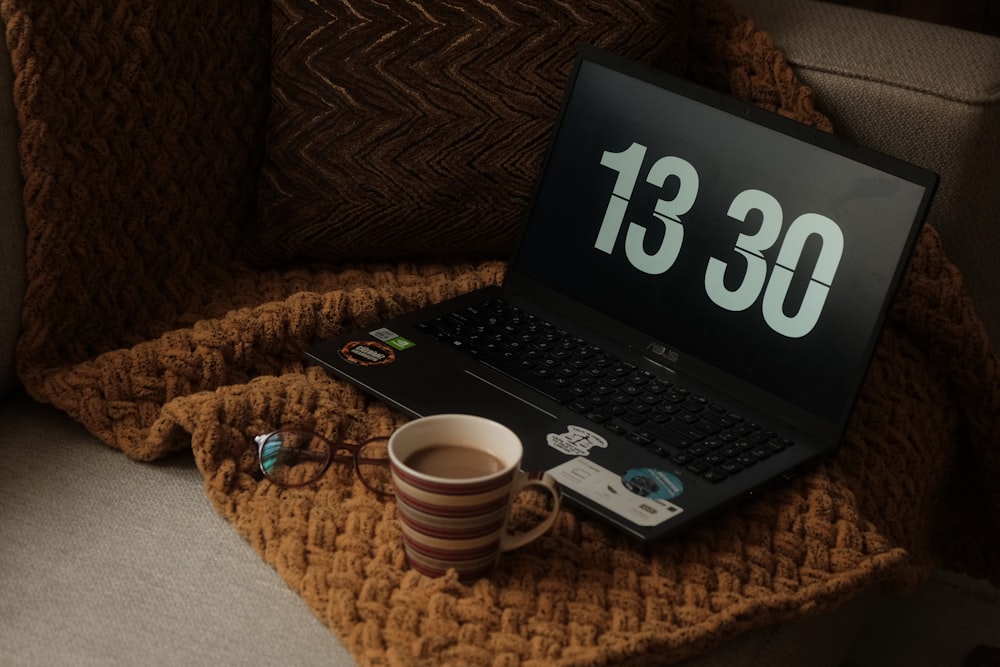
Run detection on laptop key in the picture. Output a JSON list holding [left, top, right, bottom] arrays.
[[605, 423, 628, 436], [720, 461, 744, 475], [626, 431, 654, 446], [663, 422, 707, 442], [680, 398, 706, 413], [642, 421, 696, 449], [693, 420, 721, 435], [702, 469, 729, 484], [700, 408, 737, 427], [671, 452, 696, 465], [585, 410, 612, 424], [622, 411, 647, 425], [686, 460, 712, 474], [703, 453, 726, 466]]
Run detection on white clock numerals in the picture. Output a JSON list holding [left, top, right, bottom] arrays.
[[761, 213, 843, 338], [706, 190, 843, 338], [595, 143, 645, 253], [594, 143, 844, 339], [705, 189, 783, 313], [596, 143, 698, 275]]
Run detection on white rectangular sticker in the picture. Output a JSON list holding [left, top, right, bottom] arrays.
[[549, 457, 684, 527], [368, 327, 399, 342], [369, 327, 415, 351]]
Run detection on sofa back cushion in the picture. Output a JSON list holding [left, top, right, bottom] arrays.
[[245, 0, 692, 265]]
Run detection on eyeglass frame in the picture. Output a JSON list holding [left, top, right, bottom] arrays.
[[253, 427, 393, 496]]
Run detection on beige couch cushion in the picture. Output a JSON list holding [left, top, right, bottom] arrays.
[[246, 0, 691, 265], [0, 396, 357, 666]]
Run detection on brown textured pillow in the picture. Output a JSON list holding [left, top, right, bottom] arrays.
[[247, 0, 691, 265]]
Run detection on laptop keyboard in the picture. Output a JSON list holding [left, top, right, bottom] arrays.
[[416, 298, 795, 484]]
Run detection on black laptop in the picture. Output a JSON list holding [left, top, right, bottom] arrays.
[[306, 46, 937, 542]]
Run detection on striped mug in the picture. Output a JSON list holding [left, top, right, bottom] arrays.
[[388, 414, 561, 581]]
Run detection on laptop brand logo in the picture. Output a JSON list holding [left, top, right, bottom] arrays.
[[645, 342, 679, 365]]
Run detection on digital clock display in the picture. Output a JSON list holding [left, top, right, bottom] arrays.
[[513, 59, 932, 424]]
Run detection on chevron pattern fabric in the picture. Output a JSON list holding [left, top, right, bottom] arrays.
[[247, 0, 691, 265]]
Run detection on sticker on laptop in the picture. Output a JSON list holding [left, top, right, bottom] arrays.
[[621, 468, 684, 501], [548, 457, 683, 527], [339, 340, 396, 366], [546, 425, 608, 457], [368, 327, 416, 351]]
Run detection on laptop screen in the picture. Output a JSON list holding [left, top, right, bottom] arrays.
[[511, 52, 935, 426]]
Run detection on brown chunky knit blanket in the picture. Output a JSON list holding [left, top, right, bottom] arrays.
[[5, 1, 999, 665]]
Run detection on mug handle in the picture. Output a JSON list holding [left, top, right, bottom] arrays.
[[500, 471, 561, 552]]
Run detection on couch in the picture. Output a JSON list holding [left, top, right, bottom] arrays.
[[2, 1, 998, 666]]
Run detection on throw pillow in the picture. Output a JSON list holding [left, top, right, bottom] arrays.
[[247, 0, 692, 265]]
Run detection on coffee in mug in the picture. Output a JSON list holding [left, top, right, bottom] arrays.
[[402, 443, 504, 478], [388, 414, 561, 581]]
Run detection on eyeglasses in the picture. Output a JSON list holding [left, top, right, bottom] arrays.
[[253, 428, 393, 496]]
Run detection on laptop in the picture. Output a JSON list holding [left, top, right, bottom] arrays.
[[306, 46, 937, 542]]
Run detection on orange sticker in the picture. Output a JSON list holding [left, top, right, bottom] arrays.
[[339, 340, 396, 366]]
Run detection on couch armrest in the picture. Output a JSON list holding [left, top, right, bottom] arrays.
[[729, 0, 1000, 347], [1, 17, 26, 399]]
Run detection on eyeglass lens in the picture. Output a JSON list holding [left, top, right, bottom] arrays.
[[258, 430, 393, 495], [258, 430, 331, 487], [352, 438, 393, 496]]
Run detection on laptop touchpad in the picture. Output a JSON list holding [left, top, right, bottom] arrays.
[[398, 369, 559, 426]]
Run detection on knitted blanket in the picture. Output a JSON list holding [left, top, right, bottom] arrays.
[[5, 1, 999, 665]]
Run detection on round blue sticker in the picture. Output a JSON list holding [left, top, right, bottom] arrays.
[[621, 468, 685, 500]]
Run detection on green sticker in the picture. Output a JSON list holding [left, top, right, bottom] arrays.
[[385, 336, 415, 351]]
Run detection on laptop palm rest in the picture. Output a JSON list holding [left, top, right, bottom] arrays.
[[396, 369, 560, 431]]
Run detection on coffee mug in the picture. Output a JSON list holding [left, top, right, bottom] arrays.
[[388, 414, 561, 581]]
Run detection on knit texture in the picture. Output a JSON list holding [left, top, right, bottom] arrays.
[[248, 0, 691, 265], [4, 0, 998, 665]]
